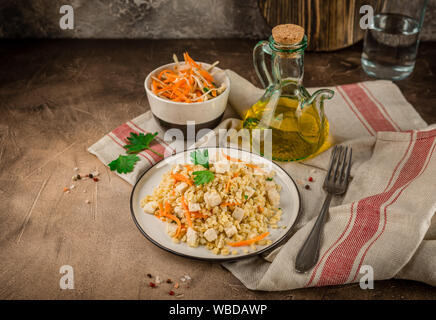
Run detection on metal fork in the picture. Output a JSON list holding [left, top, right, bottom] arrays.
[[295, 145, 352, 273]]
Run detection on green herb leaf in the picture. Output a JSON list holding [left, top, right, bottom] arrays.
[[244, 195, 248, 200], [108, 154, 140, 174], [192, 170, 214, 185], [190, 149, 209, 169], [203, 87, 210, 93], [266, 177, 273, 181], [124, 132, 163, 158]]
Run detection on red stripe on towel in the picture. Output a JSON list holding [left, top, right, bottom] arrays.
[[315, 130, 435, 286], [359, 83, 400, 131], [107, 133, 152, 166], [340, 83, 397, 133], [305, 202, 355, 288], [111, 123, 164, 163], [128, 120, 176, 155], [350, 132, 436, 282], [337, 86, 374, 136]]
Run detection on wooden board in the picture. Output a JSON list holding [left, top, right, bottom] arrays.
[[258, 0, 381, 51]]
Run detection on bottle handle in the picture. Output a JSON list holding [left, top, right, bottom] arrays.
[[253, 41, 273, 89]]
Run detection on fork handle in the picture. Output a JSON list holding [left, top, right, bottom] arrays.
[[295, 193, 333, 273]]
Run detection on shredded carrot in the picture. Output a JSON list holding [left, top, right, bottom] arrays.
[[228, 232, 270, 247], [183, 164, 193, 171], [225, 179, 232, 193], [258, 206, 264, 213], [220, 202, 240, 207], [180, 195, 193, 228], [222, 151, 264, 172], [158, 202, 165, 217], [159, 201, 182, 238], [171, 173, 193, 186], [222, 151, 242, 162], [246, 163, 265, 173], [191, 212, 207, 219], [151, 52, 224, 103]]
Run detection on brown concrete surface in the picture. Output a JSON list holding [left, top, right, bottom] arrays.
[[0, 39, 435, 300]]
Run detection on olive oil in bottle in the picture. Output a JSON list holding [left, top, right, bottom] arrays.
[[246, 24, 334, 161], [243, 95, 329, 161]]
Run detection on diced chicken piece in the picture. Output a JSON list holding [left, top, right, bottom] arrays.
[[217, 238, 224, 249], [204, 190, 222, 207], [143, 201, 158, 214], [213, 161, 230, 174], [232, 207, 245, 222], [172, 164, 183, 173], [236, 190, 243, 200], [186, 227, 198, 247], [188, 202, 201, 212], [267, 170, 276, 179], [265, 180, 276, 190], [244, 186, 255, 199], [174, 205, 184, 218], [253, 169, 266, 176], [203, 228, 218, 242], [166, 223, 178, 237], [175, 182, 188, 194], [224, 225, 237, 238], [267, 188, 280, 207]]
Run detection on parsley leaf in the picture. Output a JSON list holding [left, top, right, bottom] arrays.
[[190, 149, 209, 169], [109, 154, 140, 174], [192, 170, 214, 185], [124, 132, 163, 158], [266, 177, 273, 181]]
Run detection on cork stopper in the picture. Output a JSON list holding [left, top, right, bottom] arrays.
[[272, 24, 305, 45]]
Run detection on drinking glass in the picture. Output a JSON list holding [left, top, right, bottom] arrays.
[[361, 0, 428, 80]]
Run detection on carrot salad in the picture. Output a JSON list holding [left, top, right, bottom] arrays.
[[151, 52, 226, 103]]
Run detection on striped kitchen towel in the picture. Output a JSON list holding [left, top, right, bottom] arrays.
[[88, 70, 436, 289]]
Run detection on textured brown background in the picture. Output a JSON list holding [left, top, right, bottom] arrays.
[[1, 0, 435, 41], [0, 38, 435, 299]]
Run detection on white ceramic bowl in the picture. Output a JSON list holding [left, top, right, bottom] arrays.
[[144, 62, 230, 134]]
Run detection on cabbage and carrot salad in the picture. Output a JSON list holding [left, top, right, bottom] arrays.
[[151, 52, 226, 103]]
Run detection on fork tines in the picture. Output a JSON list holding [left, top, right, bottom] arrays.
[[325, 145, 352, 188]]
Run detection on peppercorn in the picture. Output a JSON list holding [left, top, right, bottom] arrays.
[[88, 173, 93, 179], [93, 177, 99, 182], [169, 290, 175, 296], [149, 282, 156, 288], [147, 273, 152, 278], [305, 185, 310, 190], [166, 279, 172, 284], [308, 177, 314, 182]]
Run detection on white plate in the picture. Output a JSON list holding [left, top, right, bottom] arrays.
[[130, 147, 301, 262]]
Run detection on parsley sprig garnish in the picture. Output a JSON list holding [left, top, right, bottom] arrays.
[[190, 149, 214, 185], [192, 170, 215, 185], [109, 131, 162, 174], [190, 149, 209, 169], [125, 132, 163, 157], [109, 154, 140, 174]]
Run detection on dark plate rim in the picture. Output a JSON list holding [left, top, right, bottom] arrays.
[[130, 146, 302, 262]]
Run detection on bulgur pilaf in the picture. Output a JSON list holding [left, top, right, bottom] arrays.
[[140, 150, 282, 256]]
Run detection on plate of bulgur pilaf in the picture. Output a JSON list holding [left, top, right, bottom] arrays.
[[130, 147, 301, 261]]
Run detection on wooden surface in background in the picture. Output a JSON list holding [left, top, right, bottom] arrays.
[[0, 39, 435, 299], [259, 0, 380, 51]]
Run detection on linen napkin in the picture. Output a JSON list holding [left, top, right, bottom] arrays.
[[88, 70, 436, 289]]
